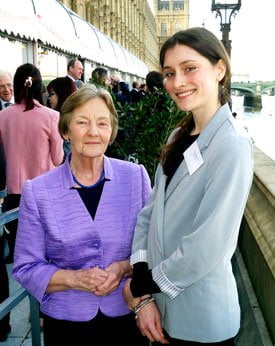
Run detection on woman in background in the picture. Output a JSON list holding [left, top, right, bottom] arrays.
[[47, 77, 76, 112], [0, 63, 63, 263], [47, 77, 76, 158]]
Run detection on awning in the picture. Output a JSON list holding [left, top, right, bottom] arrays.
[[0, 0, 148, 77]]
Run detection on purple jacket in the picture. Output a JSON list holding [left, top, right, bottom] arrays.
[[13, 156, 151, 321]]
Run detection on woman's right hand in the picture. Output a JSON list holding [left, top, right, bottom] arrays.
[[70, 267, 108, 292], [46, 267, 108, 293]]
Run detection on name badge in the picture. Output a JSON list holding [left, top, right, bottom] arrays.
[[183, 141, 204, 175]]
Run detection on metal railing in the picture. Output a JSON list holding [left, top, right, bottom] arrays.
[[0, 207, 42, 346]]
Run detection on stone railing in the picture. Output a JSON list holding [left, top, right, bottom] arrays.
[[239, 146, 275, 344]]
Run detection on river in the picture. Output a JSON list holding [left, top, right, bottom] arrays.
[[232, 95, 275, 161]]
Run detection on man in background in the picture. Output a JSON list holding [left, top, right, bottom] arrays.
[[0, 70, 13, 110], [66, 59, 84, 89]]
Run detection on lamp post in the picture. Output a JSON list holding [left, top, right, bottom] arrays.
[[211, 0, 241, 57]]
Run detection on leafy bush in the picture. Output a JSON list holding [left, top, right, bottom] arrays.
[[108, 90, 185, 180]]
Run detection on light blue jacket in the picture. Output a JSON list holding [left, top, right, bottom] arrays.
[[131, 104, 253, 342]]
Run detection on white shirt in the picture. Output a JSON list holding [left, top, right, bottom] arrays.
[[0, 98, 14, 109]]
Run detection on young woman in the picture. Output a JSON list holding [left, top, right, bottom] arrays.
[[123, 27, 253, 345]]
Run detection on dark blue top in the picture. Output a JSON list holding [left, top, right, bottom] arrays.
[[74, 179, 106, 220]]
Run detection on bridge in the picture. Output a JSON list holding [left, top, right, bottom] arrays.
[[231, 81, 275, 96]]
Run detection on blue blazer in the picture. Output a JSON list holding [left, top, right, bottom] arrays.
[[131, 104, 253, 342]]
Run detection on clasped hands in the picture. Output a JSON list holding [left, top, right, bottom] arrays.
[[71, 261, 127, 296]]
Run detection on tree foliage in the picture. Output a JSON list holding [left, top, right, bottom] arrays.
[[108, 90, 185, 180]]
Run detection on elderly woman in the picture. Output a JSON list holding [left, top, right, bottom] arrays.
[[13, 85, 151, 346]]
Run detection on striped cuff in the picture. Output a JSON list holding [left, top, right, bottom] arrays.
[[152, 263, 184, 299], [130, 249, 147, 265]]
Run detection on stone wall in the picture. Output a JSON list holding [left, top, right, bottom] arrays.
[[239, 146, 275, 343]]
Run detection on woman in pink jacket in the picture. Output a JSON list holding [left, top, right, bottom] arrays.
[[0, 63, 63, 262]]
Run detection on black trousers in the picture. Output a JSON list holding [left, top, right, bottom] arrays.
[[43, 310, 149, 346], [152, 331, 235, 346], [3, 194, 21, 262], [0, 234, 10, 330]]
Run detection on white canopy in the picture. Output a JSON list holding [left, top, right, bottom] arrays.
[[0, 0, 148, 77]]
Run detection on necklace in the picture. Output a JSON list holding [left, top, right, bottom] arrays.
[[72, 170, 105, 189]]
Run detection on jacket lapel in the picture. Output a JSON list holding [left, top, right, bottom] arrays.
[[165, 103, 231, 202]]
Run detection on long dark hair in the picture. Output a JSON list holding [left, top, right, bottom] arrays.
[[160, 27, 231, 168], [91, 67, 109, 87], [14, 63, 44, 111], [47, 77, 76, 112]]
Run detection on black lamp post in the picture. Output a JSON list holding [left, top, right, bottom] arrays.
[[211, 0, 241, 57]]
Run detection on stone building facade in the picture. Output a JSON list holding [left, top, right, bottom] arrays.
[[154, 0, 189, 49], [59, 0, 159, 71]]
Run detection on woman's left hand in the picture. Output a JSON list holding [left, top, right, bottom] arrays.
[[94, 260, 131, 296], [136, 302, 169, 344]]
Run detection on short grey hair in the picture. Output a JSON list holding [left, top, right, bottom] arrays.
[[59, 84, 118, 144], [0, 70, 12, 81]]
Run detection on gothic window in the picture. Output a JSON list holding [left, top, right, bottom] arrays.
[[158, 0, 170, 11], [160, 22, 167, 37], [173, 1, 184, 10]]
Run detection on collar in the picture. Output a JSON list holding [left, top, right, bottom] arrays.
[[196, 103, 232, 151], [67, 75, 76, 82], [0, 98, 13, 107], [63, 154, 114, 189]]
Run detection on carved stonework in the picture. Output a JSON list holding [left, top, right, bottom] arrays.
[[58, 0, 159, 70]]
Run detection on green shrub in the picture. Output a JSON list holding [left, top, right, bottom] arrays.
[[108, 90, 185, 180]]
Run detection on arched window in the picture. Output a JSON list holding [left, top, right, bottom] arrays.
[[173, 1, 184, 10], [158, 0, 170, 11], [160, 22, 167, 37]]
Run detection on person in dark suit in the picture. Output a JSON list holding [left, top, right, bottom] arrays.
[[0, 70, 13, 110], [145, 71, 164, 94], [130, 81, 142, 103], [67, 59, 84, 89]]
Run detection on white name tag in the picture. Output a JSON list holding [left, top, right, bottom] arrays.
[[183, 141, 204, 175]]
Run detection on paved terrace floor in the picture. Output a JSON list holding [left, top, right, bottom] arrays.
[[1, 249, 273, 345]]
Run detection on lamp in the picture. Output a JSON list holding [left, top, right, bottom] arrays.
[[211, 0, 241, 56]]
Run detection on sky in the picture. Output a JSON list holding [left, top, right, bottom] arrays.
[[148, 0, 275, 82]]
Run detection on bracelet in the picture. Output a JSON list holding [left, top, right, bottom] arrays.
[[132, 297, 155, 315]]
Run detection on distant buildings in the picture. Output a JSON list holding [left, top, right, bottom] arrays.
[[154, 0, 189, 49], [59, 0, 189, 70]]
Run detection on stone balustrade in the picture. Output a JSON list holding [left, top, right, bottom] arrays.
[[239, 146, 275, 343]]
